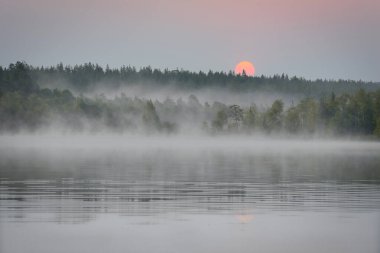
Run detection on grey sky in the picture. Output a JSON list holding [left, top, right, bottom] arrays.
[[0, 0, 379, 81]]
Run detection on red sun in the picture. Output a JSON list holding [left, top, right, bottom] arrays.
[[235, 61, 255, 76]]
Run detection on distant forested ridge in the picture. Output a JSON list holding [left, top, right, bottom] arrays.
[[1, 61, 379, 96], [0, 61, 380, 137]]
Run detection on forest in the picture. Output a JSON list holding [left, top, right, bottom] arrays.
[[1, 61, 380, 137], [2, 61, 379, 95]]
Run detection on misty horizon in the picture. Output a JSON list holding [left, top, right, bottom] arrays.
[[1, 1, 380, 252]]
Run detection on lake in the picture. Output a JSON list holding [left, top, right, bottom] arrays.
[[1, 136, 380, 253]]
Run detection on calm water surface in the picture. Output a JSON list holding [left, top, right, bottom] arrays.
[[1, 137, 380, 253]]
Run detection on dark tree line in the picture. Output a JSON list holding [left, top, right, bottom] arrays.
[[1, 62, 379, 96]]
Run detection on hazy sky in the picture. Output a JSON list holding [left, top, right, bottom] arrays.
[[1, 0, 379, 81]]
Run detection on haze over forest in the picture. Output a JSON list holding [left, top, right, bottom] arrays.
[[2, 1, 380, 252], [1, 61, 380, 137]]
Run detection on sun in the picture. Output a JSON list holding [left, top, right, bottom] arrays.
[[235, 61, 255, 76]]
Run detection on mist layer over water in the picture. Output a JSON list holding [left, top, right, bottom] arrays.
[[1, 136, 380, 253]]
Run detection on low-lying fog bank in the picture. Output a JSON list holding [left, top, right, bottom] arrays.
[[1, 134, 379, 153], [1, 88, 379, 137], [81, 85, 300, 107]]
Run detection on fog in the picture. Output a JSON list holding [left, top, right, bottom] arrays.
[[0, 90, 304, 135], [2, 134, 380, 195], [2, 88, 368, 136], [91, 84, 302, 108], [1, 133, 379, 153], [38, 78, 300, 107], [2, 127, 380, 253]]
